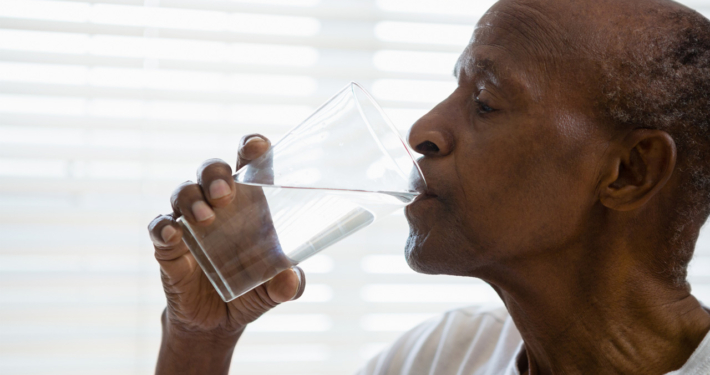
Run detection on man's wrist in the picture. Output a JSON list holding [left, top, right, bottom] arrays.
[[157, 309, 244, 375], [164, 313, 244, 346]]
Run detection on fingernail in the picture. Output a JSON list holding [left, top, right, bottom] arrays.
[[209, 179, 231, 200], [192, 201, 215, 222], [161, 225, 177, 243], [290, 269, 300, 300], [291, 267, 305, 301], [244, 136, 266, 146]]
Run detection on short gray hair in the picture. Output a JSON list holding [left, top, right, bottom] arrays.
[[596, 7, 710, 286]]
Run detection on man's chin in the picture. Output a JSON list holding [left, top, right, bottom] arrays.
[[404, 232, 442, 275], [404, 227, 483, 277]]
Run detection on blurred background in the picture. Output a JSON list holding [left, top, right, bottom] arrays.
[[2, 0, 710, 374]]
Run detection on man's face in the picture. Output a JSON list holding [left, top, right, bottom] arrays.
[[404, 0, 611, 277]]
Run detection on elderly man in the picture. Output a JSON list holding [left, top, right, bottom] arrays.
[[147, 0, 710, 373]]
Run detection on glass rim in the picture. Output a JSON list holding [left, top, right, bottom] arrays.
[[267, 81, 427, 189]]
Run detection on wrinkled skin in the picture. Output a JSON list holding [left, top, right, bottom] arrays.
[[405, 0, 619, 278], [405, 0, 710, 374], [150, 0, 710, 374], [148, 136, 305, 375]]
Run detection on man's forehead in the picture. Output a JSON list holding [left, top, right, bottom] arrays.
[[452, 0, 578, 94], [454, 45, 539, 98], [475, 0, 568, 50]]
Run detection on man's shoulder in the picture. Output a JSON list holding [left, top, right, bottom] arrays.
[[442, 304, 511, 324], [357, 305, 523, 375], [410, 304, 512, 339], [408, 304, 517, 351]]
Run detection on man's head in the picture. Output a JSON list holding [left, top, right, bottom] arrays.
[[404, 0, 710, 288]]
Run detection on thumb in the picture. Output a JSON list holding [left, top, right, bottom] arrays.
[[227, 267, 306, 327], [266, 266, 306, 303], [236, 134, 274, 185]]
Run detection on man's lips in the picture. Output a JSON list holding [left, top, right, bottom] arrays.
[[408, 163, 436, 203], [411, 187, 437, 204]]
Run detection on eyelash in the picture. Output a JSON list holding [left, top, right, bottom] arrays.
[[474, 98, 495, 115]]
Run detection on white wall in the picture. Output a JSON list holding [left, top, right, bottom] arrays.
[[1, 0, 710, 374]]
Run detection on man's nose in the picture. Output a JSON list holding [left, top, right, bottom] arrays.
[[407, 110, 454, 157]]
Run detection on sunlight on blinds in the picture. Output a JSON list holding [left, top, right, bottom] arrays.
[[373, 50, 460, 74], [0, 0, 321, 35], [0, 29, 320, 65], [374, 21, 473, 45], [2, 0, 710, 375], [376, 0, 495, 15]]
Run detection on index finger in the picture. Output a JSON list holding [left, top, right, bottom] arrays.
[[236, 134, 271, 171], [196, 159, 235, 209]]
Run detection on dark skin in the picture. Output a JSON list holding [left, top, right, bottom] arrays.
[[407, 0, 710, 373], [148, 135, 305, 375], [148, 0, 710, 374]]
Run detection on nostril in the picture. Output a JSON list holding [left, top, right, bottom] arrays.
[[416, 141, 440, 153]]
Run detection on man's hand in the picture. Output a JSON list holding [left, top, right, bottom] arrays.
[[148, 134, 306, 375]]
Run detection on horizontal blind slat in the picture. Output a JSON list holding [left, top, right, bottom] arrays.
[[36, 0, 485, 24], [0, 82, 449, 107], [0, 17, 467, 52], [0, 49, 453, 80], [5, 2, 710, 375]]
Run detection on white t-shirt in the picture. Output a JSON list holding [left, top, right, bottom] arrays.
[[356, 305, 710, 375]]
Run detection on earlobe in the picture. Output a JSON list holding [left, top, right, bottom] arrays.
[[599, 129, 676, 212]]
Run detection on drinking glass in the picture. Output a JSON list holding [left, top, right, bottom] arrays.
[[178, 82, 425, 302]]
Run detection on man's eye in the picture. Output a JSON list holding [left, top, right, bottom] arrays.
[[475, 99, 495, 114]]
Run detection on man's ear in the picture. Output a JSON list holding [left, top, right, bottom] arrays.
[[599, 129, 677, 211]]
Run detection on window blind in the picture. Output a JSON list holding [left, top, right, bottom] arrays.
[[1, 1, 710, 374]]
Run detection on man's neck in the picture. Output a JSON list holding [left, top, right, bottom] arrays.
[[487, 246, 710, 375]]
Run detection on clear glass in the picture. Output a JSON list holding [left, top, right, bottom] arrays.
[[178, 82, 425, 302]]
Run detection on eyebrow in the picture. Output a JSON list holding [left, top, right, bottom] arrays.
[[454, 53, 538, 100], [453, 57, 499, 81]]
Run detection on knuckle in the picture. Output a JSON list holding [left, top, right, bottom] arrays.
[[200, 158, 229, 169], [197, 159, 232, 184], [170, 181, 195, 202], [148, 214, 170, 232], [170, 183, 212, 223], [171, 182, 200, 207], [198, 158, 229, 173], [148, 215, 175, 244], [148, 214, 164, 230]]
